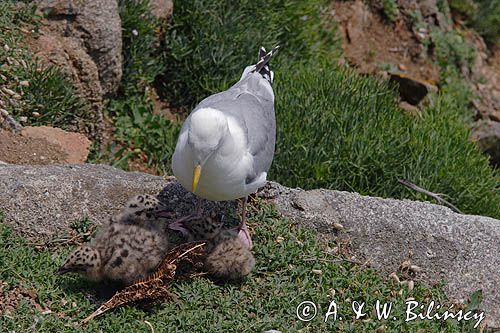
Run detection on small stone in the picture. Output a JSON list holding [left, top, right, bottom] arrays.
[[276, 236, 284, 243], [333, 222, 344, 231], [2, 87, 16, 96], [32, 112, 40, 117], [19, 116, 28, 123], [19, 80, 29, 87], [389, 272, 400, 283], [407, 280, 415, 291], [390, 74, 429, 105], [132, 29, 139, 36], [409, 265, 422, 273], [399, 101, 420, 116], [312, 269, 322, 275], [4, 44, 10, 52], [490, 110, 500, 122], [398, 64, 407, 71]]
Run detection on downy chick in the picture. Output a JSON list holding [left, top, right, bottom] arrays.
[[186, 216, 255, 281], [111, 194, 169, 230], [58, 195, 170, 286]]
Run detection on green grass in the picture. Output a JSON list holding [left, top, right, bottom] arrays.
[[90, 0, 178, 172], [0, 206, 487, 332], [105, 97, 179, 174], [118, 0, 166, 96], [381, 0, 400, 22], [0, 1, 92, 132], [448, 0, 500, 45], [161, 0, 339, 109]]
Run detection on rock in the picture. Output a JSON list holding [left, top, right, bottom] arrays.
[[268, 182, 500, 328], [29, 0, 123, 136], [34, 0, 123, 96], [419, 0, 438, 17], [149, 0, 173, 20], [31, 33, 103, 133], [0, 164, 166, 240], [0, 129, 68, 165], [389, 74, 429, 105], [1, 165, 500, 327], [20, 126, 91, 164], [490, 110, 500, 122], [398, 101, 419, 116], [0, 108, 22, 132], [471, 120, 500, 167]]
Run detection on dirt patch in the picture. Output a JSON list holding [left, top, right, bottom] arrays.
[[332, 0, 440, 84], [0, 280, 49, 316], [0, 129, 68, 164]]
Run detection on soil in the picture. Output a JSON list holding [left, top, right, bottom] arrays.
[[332, 0, 440, 84], [0, 129, 68, 165]]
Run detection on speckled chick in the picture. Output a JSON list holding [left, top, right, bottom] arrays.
[[111, 194, 168, 230], [186, 217, 255, 280], [58, 195, 170, 286]]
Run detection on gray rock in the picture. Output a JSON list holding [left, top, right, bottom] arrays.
[[34, 0, 123, 96], [268, 182, 500, 328], [471, 120, 500, 168], [419, 0, 438, 17], [0, 164, 499, 327], [389, 74, 429, 105], [0, 164, 166, 240], [149, 0, 173, 20]]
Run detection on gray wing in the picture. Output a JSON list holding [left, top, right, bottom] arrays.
[[194, 83, 276, 182]]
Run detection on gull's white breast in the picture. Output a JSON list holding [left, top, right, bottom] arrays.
[[172, 115, 266, 201]]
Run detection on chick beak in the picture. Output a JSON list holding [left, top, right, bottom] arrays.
[[56, 266, 73, 275], [192, 165, 202, 193]]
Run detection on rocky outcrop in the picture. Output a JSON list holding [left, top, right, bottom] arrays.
[[472, 119, 500, 167], [0, 164, 499, 327], [268, 182, 500, 327], [20, 126, 91, 163], [34, 0, 123, 96], [29, 0, 123, 136]]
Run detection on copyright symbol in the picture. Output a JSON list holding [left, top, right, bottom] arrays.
[[296, 301, 317, 322]]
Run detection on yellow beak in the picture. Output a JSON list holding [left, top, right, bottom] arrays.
[[192, 165, 202, 193]]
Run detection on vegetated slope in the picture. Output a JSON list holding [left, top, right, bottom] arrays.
[[160, 0, 500, 218]]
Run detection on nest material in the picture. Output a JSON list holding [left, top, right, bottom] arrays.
[[82, 241, 207, 324]]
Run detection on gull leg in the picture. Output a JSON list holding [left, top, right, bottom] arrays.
[[237, 196, 253, 250], [160, 198, 204, 237]]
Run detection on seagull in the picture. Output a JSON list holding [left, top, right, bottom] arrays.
[[169, 46, 279, 250]]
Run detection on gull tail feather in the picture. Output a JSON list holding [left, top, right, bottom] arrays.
[[253, 45, 280, 84]]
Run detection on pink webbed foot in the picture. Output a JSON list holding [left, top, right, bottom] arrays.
[[237, 223, 253, 250]]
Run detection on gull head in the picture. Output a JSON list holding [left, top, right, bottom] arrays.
[[240, 65, 274, 84], [240, 65, 256, 80], [188, 107, 229, 192]]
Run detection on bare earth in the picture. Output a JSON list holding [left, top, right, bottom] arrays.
[[0, 129, 68, 164]]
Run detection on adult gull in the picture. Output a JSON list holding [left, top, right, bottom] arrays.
[[170, 46, 279, 249]]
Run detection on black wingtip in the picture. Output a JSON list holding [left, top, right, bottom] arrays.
[[253, 45, 280, 76]]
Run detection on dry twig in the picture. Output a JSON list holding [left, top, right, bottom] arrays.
[[398, 179, 462, 214]]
